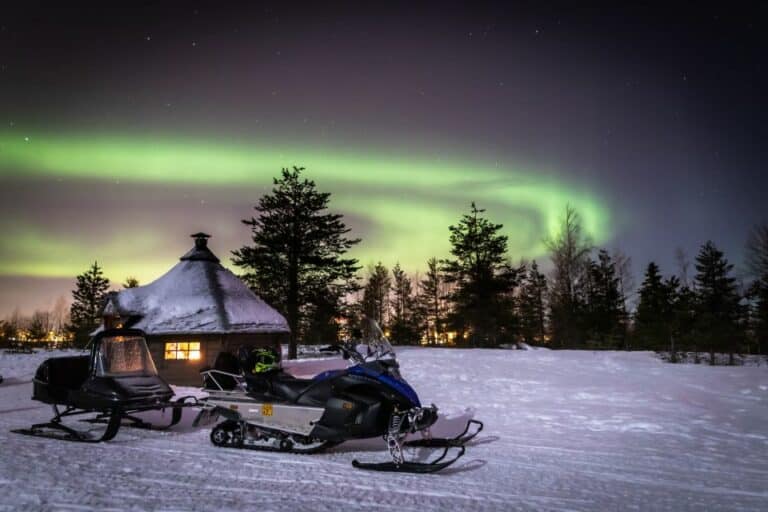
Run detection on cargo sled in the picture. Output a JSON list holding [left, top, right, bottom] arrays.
[[12, 329, 197, 442]]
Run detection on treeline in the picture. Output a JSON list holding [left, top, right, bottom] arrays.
[[5, 167, 765, 364], [233, 168, 767, 363], [0, 264, 136, 347], [0, 297, 70, 347]]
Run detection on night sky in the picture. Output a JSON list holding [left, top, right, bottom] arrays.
[[1, 3, 766, 316]]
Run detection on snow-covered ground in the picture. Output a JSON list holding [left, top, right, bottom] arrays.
[[0, 348, 766, 511]]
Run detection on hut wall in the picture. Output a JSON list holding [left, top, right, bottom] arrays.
[[149, 332, 288, 386]]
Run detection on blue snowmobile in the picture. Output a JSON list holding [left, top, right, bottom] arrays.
[[197, 318, 482, 473]]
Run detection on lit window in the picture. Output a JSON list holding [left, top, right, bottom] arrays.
[[164, 342, 201, 360]]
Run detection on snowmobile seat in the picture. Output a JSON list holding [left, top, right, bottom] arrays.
[[244, 371, 318, 403], [269, 374, 317, 403], [32, 355, 91, 405]]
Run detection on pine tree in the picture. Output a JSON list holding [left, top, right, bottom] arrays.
[[546, 205, 592, 348], [390, 263, 420, 344], [232, 167, 361, 359], [70, 261, 110, 346], [518, 260, 548, 344], [694, 241, 741, 365], [746, 282, 768, 355], [303, 287, 343, 345], [746, 224, 768, 354], [123, 276, 140, 288], [442, 202, 521, 347], [580, 250, 624, 348], [669, 280, 697, 361], [420, 257, 445, 344], [28, 310, 50, 341], [634, 262, 674, 352], [362, 262, 391, 329]]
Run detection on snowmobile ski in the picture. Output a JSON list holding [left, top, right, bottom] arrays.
[[352, 445, 466, 473], [405, 419, 484, 448], [12, 404, 123, 443]]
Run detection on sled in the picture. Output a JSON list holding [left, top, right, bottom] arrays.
[[12, 328, 198, 442]]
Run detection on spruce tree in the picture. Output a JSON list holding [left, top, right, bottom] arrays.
[[123, 277, 139, 288], [362, 262, 391, 329], [303, 288, 343, 345], [70, 261, 110, 346], [28, 311, 50, 341], [518, 260, 548, 344], [442, 202, 521, 347], [420, 257, 445, 344], [694, 241, 741, 365], [232, 167, 361, 359], [390, 263, 420, 344], [669, 280, 697, 361], [582, 250, 624, 347], [746, 224, 768, 354], [634, 262, 674, 352]]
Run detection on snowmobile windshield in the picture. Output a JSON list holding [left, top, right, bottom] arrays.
[[359, 318, 396, 362], [95, 335, 158, 377]]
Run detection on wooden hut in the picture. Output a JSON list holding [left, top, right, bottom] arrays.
[[99, 233, 289, 385]]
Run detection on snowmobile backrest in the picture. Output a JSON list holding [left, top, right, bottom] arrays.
[[213, 351, 241, 374], [200, 369, 244, 391]]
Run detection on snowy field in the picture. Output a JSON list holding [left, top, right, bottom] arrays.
[[0, 348, 766, 511]]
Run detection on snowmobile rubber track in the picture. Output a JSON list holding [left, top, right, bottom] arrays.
[[209, 420, 338, 455]]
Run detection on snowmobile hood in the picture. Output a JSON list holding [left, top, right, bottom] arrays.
[[347, 364, 421, 407]]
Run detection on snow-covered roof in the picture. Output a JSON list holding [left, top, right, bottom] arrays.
[[101, 234, 289, 335]]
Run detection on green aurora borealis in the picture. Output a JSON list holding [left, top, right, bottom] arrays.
[[0, 131, 610, 284]]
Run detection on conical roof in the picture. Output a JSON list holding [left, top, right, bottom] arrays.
[[105, 234, 289, 335]]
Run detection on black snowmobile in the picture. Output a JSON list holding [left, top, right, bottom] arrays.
[[197, 319, 482, 473], [12, 328, 197, 442]]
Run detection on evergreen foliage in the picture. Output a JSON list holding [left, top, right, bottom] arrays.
[[634, 262, 675, 352], [362, 262, 391, 329], [419, 257, 446, 345], [69, 261, 110, 346], [693, 241, 742, 365], [389, 263, 422, 345], [442, 203, 522, 347], [232, 167, 360, 358], [518, 260, 548, 344]]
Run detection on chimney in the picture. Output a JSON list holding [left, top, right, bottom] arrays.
[[180, 232, 220, 262], [191, 232, 211, 249]]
